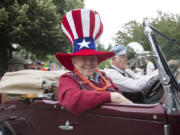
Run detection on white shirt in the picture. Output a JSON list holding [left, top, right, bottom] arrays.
[[146, 61, 155, 74], [104, 66, 159, 93], [125, 68, 141, 79]]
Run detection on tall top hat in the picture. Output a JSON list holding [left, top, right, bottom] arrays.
[[56, 9, 114, 71]]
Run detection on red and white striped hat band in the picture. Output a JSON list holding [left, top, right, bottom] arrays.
[[61, 9, 103, 47]]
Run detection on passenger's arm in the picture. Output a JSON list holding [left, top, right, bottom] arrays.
[[105, 69, 154, 92], [110, 92, 133, 104], [58, 75, 133, 115], [58, 75, 111, 114]]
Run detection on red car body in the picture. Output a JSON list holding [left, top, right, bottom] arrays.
[[0, 100, 173, 135], [0, 23, 180, 135], [0, 95, 179, 135]]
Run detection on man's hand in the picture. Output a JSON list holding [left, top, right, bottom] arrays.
[[110, 92, 133, 104]]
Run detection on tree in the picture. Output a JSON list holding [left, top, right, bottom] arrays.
[[0, 0, 84, 76], [151, 11, 180, 60], [96, 42, 106, 52], [113, 11, 180, 61], [113, 20, 149, 50], [106, 43, 113, 51], [53, 0, 84, 15], [96, 42, 112, 69], [43, 54, 60, 68]]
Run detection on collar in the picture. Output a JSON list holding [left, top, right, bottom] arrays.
[[111, 65, 135, 79], [84, 72, 100, 83], [111, 65, 125, 74]]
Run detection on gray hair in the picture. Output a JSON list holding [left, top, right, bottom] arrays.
[[110, 55, 119, 65]]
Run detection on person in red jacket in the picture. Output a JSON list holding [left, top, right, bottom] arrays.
[[56, 9, 132, 115]]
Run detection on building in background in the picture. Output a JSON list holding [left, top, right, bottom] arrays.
[[8, 53, 44, 72]]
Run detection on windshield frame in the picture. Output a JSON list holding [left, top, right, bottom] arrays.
[[148, 25, 180, 91], [143, 22, 180, 114]]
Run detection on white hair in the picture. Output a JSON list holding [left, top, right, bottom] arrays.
[[110, 55, 119, 65]]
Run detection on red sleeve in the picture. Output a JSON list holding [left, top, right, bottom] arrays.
[[108, 77, 120, 92], [58, 74, 111, 115]]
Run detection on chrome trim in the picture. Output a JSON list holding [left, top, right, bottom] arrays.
[[3, 121, 16, 135], [163, 85, 178, 113], [144, 22, 170, 86], [37, 93, 53, 99], [164, 124, 170, 135], [144, 22, 180, 114], [59, 121, 74, 131], [152, 114, 158, 120]]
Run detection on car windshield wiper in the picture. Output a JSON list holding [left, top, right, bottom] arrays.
[[148, 24, 180, 47]]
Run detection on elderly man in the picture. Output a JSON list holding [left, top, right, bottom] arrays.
[[104, 45, 159, 103], [56, 9, 132, 115]]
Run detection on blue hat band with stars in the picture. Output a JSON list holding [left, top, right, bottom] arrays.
[[73, 37, 96, 53]]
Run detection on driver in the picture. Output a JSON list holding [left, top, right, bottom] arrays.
[[104, 44, 160, 102], [56, 9, 132, 115]]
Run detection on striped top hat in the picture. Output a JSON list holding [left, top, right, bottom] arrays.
[[56, 9, 114, 71]]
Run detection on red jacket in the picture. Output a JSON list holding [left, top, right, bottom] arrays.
[[58, 72, 118, 114]]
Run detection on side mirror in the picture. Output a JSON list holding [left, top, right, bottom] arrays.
[[126, 42, 149, 68]]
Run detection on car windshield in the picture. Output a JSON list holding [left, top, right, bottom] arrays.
[[153, 30, 180, 89]]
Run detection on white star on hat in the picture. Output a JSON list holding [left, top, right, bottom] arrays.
[[77, 39, 91, 49]]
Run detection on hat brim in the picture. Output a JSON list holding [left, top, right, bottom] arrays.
[[56, 49, 114, 71]]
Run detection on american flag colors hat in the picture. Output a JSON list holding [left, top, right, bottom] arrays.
[[56, 9, 114, 71]]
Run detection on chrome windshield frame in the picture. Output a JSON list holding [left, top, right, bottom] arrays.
[[143, 21, 180, 114]]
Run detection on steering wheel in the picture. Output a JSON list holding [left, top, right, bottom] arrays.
[[142, 80, 163, 104], [122, 79, 164, 104]]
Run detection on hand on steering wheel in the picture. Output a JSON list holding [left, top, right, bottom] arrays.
[[142, 80, 163, 104]]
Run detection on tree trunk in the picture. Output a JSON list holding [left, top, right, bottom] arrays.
[[0, 45, 9, 77]]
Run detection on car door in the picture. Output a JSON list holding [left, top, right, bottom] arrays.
[[28, 100, 80, 135], [60, 103, 167, 135], [0, 100, 76, 135]]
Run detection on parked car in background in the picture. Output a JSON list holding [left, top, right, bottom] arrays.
[[0, 22, 179, 135]]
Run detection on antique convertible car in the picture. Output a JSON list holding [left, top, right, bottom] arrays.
[[0, 22, 180, 135]]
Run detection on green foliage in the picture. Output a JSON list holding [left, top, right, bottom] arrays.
[[44, 54, 60, 68], [96, 42, 106, 52], [53, 0, 84, 14], [96, 42, 112, 69], [0, 0, 84, 75], [106, 43, 113, 51], [9, 0, 68, 57], [113, 11, 180, 61], [150, 12, 180, 60], [98, 59, 111, 69], [55, 0, 84, 13], [113, 20, 149, 50], [0, 66, 6, 77]]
